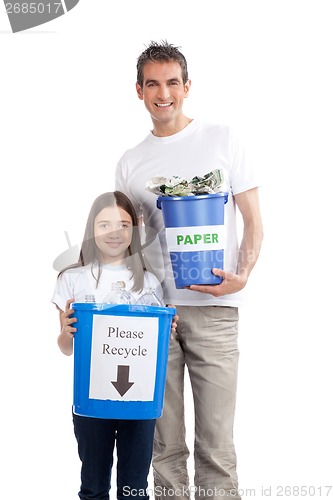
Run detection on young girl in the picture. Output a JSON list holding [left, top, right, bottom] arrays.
[[52, 191, 175, 500]]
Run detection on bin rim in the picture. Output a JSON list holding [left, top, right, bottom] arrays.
[[156, 192, 228, 209], [72, 302, 176, 316]]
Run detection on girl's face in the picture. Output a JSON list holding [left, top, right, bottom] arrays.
[[94, 205, 133, 264]]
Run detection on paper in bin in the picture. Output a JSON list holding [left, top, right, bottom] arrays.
[[146, 169, 224, 197]]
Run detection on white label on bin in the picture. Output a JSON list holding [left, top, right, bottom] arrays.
[[165, 225, 226, 252], [89, 314, 159, 401]]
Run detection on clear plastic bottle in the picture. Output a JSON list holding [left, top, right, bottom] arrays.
[[102, 281, 134, 304], [85, 294, 96, 303], [135, 287, 163, 306]]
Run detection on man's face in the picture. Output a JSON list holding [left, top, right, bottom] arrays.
[[136, 61, 191, 131]]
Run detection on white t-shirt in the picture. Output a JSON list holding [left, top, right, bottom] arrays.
[[51, 263, 164, 312], [115, 120, 259, 307]]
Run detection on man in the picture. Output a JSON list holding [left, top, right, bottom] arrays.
[[115, 41, 263, 500]]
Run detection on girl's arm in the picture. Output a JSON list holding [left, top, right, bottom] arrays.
[[57, 298, 77, 356]]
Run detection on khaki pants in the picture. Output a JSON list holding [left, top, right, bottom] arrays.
[[153, 306, 241, 500]]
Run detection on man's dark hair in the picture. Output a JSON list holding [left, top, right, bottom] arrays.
[[136, 40, 188, 88]]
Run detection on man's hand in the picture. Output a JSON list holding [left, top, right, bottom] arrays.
[[187, 268, 247, 297]]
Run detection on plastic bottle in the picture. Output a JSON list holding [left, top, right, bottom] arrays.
[[85, 294, 96, 303], [135, 287, 163, 306], [102, 281, 134, 304]]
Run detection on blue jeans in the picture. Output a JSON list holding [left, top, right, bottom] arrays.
[[73, 413, 156, 500]]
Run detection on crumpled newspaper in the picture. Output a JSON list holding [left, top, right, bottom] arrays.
[[146, 169, 224, 196]]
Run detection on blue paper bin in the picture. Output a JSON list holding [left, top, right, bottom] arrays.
[[157, 193, 228, 288], [72, 303, 176, 419]]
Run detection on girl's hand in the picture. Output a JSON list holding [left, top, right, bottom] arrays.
[[167, 304, 178, 340], [60, 298, 78, 338], [171, 314, 179, 334]]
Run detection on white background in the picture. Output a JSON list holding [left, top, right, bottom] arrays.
[[1, 1, 332, 498]]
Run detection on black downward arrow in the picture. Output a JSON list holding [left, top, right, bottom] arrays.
[[111, 365, 134, 396]]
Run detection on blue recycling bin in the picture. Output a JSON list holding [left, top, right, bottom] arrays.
[[157, 192, 228, 288], [72, 303, 176, 419]]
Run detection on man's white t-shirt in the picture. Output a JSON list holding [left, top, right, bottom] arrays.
[[115, 120, 259, 307]]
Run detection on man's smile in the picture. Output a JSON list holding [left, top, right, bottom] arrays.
[[155, 102, 173, 107]]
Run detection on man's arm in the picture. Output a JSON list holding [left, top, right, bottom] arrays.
[[234, 186, 264, 282], [188, 187, 263, 297]]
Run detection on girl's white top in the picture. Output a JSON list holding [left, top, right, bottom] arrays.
[[51, 263, 163, 311]]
